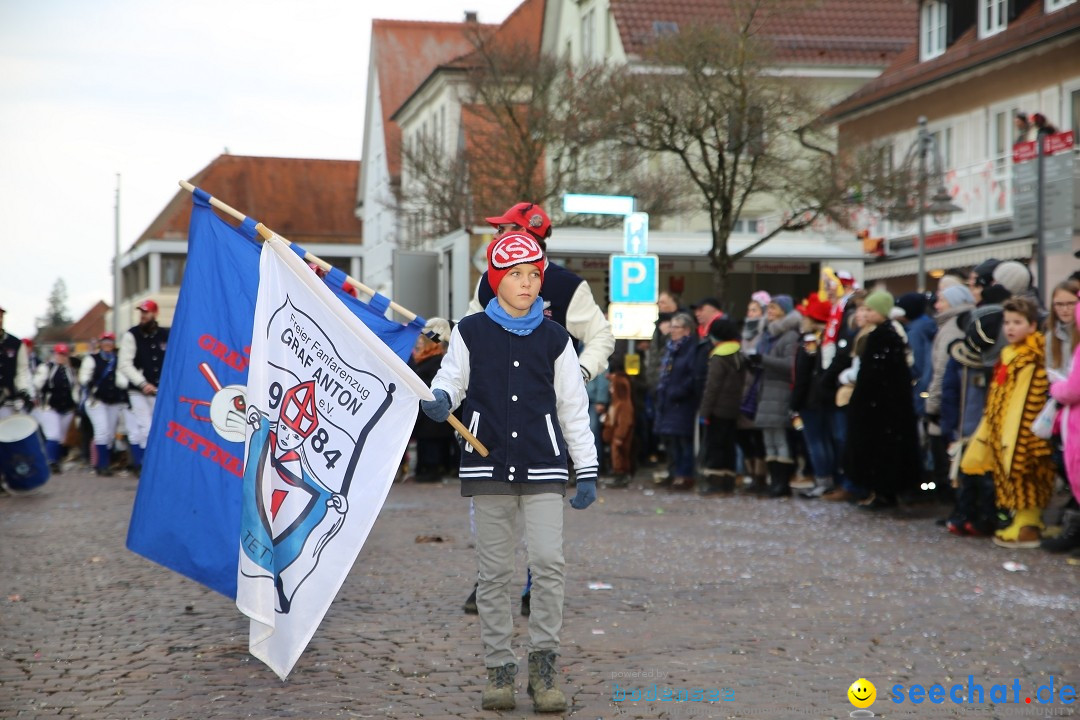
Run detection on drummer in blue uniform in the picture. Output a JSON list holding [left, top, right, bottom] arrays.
[[118, 299, 168, 476], [79, 332, 127, 476], [0, 305, 34, 420], [33, 343, 79, 473]]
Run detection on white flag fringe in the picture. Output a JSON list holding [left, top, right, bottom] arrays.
[[236, 236, 432, 679]]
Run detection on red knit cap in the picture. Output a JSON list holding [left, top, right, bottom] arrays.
[[487, 232, 545, 292]]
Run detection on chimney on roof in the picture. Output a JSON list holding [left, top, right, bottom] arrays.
[[464, 10, 478, 23]]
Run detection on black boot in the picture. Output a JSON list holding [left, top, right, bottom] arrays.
[[767, 461, 793, 498], [463, 582, 478, 615], [1042, 510, 1080, 553]]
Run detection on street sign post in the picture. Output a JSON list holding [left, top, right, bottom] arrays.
[[607, 302, 660, 340], [562, 193, 636, 216], [562, 193, 655, 366], [623, 212, 649, 255], [609, 254, 659, 304]]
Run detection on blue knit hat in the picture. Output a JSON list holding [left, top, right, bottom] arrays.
[[769, 295, 794, 315], [940, 284, 975, 309]]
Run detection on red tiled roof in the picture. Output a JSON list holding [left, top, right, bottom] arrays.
[[610, 0, 916, 65], [65, 300, 110, 343], [34, 300, 109, 347], [828, 2, 1080, 120], [445, 0, 545, 68], [136, 155, 363, 249], [391, 0, 546, 122], [371, 19, 492, 179]]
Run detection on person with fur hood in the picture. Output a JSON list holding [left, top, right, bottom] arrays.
[[750, 295, 801, 497], [846, 291, 922, 510], [924, 285, 977, 495]]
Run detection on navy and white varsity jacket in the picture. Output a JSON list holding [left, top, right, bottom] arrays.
[[431, 312, 599, 496]]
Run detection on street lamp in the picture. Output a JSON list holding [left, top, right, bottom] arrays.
[[887, 116, 963, 293]]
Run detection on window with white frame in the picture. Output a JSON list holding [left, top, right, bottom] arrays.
[[581, 8, 595, 62], [1046, 0, 1077, 12], [930, 127, 953, 170], [921, 1, 948, 61], [979, 0, 1007, 38]]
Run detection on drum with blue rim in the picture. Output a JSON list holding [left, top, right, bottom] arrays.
[[0, 414, 51, 492]]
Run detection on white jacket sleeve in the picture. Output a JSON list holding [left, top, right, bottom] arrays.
[[78, 355, 95, 387], [67, 367, 79, 404], [466, 279, 484, 317], [566, 281, 615, 381], [33, 362, 49, 393], [14, 344, 31, 395], [117, 331, 142, 389], [554, 338, 598, 480], [430, 326, 470, 411]]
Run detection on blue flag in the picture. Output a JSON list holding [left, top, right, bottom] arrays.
[[126, 188, 424, 597]]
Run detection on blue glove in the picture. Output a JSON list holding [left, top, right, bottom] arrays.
[[570, 480, 596, 509], [420, 389, 451, 422]]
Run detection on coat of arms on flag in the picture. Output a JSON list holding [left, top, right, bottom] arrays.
[[236, 235, 432, 679], [126, 188, 425, 599]]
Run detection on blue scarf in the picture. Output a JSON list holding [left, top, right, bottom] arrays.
[[485, 297, 544, 336]]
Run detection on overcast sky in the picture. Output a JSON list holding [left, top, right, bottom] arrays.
[[0, 0, 518, 339]]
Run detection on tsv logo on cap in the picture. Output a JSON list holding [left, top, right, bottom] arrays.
[[489, 233, 543, 269]]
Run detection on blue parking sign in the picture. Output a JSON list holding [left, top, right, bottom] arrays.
[[609, 254, 659, 304]]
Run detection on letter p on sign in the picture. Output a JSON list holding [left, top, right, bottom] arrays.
[[609, 254, 659, 304]]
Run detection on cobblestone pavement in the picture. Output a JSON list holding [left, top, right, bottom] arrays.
[[2, 467, 1078, 720]]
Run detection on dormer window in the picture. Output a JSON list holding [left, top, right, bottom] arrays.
[[921, 1, 948, 61], [979, 0, 1008, 38]]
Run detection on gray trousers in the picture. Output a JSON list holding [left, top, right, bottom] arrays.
[[762, 426, 793, 463], [473, 493, 564, 667]]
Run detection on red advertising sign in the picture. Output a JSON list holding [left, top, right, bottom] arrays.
[[914, 231, 957, 249], [1044, 130, 1075, 156], [1013, 140, 1037, 164], [1013, 131, 1075, 162]]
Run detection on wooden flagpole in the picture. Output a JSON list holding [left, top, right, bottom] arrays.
[[177, 180, 489, 458]]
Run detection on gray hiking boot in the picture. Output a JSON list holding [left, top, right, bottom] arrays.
[[482, 662, 517, 710], [527, 650, 568, 712]]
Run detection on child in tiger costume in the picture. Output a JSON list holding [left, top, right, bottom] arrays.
[[961, 296, 1055, 548]]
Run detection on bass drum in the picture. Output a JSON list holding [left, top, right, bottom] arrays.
[[0, 414, 51, 493]]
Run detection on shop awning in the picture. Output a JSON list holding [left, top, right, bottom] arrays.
[[862, 237, 1035, 281]]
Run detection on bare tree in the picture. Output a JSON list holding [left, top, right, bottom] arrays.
[[585, 2, 853, 298], [396, 26, 693, 239]]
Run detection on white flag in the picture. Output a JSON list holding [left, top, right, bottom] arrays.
[[236, 236, 433, 679]]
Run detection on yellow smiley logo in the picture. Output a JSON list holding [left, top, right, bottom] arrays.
[[848, 678, 876, 708]]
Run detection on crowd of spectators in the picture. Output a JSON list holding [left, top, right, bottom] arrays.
[[585, 260, 1080, 554]]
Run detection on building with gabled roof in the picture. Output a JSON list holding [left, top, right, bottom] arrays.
[[117, 154, 363, 330], [826, 0, 1080, 297], [601, 0, 915, 66], [356, 15, 495, 308], [32, 300, 110, 356], [380, 0, 916, 319]]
